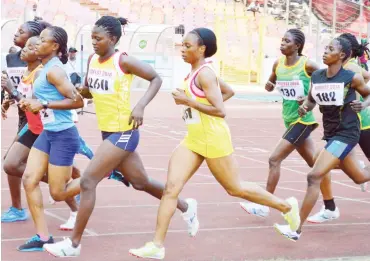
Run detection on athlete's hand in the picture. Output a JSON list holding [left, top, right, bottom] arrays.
[[172, 88, 189, 105], [1, 97, 15, 119], [20, 98, 42, 113], [350, 100, 365, 112], [129, 105, 144, 129], [265, 81, 275, 92], [1, 74, 8, 89], [298, 104, 308, 117], [297, 96, 306, 105]]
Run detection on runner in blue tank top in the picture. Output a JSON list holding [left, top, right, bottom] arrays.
[[17, 26, 84, 252]]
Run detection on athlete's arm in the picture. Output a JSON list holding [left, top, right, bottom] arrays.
[[265, 59, 278, 92], [120, 54, 163, 129], [174, 67, 226, 118], [305, 59, 320, 76], [299, 82, 316, 117], [219, 78, 235, 102], [1, 74, 23, 101], [350, 73, 370, 112], [77, 54, 93, 99]]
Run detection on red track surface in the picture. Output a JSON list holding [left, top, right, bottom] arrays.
[[2, 91, 370, 261]]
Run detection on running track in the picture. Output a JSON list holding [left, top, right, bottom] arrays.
[[2, 90, 370, 261]]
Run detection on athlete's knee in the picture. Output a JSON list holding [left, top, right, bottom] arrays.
[[268, 154, 282, 168], [225, 185, 243, 197], [22, 173, 38, 192], [49, 188, 66, 202], [80, 175, 98, 192], [130, 175, 150, 191], [163, 181, 182, 198], [307, 171, 323, 187], [3, 158, 22, 177]]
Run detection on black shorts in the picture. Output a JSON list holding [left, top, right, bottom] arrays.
[[18, 129, 39, 149], [359, 129, 370, 159], [282, 122, 318, 147], [17, 115, 27, 134]]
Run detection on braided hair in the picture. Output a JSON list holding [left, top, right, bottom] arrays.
[[189, 27, 217, 58], [24, 18, 51, 37], [48, 26, 68, 64], [335, 37, 352, 62], [95, 16, 128, 44], [287, 29, 305, 56], [339, 33, 370, 59]]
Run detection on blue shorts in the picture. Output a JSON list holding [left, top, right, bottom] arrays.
[[101, 129, 139, 152], [325, 139, 356, 160], [33, 126, 80, 166]]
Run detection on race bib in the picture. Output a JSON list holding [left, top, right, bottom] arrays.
[[40, 108, 55, 124], [276, 80, 305, 100], [7, 67, 27, 88], [182, 106, 200, 125], [87, 68, 115, 94], [312, 83, 344, 106], [17, 82, 33, 98]]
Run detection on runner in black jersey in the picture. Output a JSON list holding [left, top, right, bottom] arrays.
[[274, 37, 370, 242]]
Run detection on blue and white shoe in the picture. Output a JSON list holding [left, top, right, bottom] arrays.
[[1, 207, 28, 223], [17, 235, 54, 252], [78, 137, 94, 160], [108, 170, 130, 187]]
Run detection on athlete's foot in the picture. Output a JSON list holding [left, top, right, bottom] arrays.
[[108, 170, 130, 187], [240, 202, 270, 218], [274, 224, 301, 242], [129, 242, 165, 260], [282, 197, 300, 231], [59, 211, 77, 231], [1, 207, 28, 223], [78, 136, 94, 160], [181, 198, 199, 237], [307, 206, 340, 223], [358, 161, 368, 192], [18, 235, 54, 252], [44, 237, 81, 257]]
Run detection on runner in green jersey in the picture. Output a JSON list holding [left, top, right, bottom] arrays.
[[240, 29, 322, 217]]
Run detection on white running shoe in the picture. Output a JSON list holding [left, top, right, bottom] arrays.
[[359, 160, 368, 192], [59, 211, 77, 231], [44, 237, 81, 257], [282, 197, 300, 232], [240, 202, 270, 218], [48, 195, 56, 205], [182, 198, 199, 237], [274, 224, 301, 242], [307, 206, 340, 223], [129, 242, 165, 260]]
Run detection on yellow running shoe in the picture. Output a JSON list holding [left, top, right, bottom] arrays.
[[129, 242, 165, 260], [282, 197, 300, 231]]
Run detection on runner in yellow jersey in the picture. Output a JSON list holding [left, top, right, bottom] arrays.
[[307, 33, 370, 224], [129, 27, 300, 260], [43, 16, 200, 257]]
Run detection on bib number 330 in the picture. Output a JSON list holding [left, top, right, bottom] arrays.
[[276, 80, 305, 100]]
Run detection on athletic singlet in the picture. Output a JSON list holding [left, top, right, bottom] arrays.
[[33, 57, 74, 132], [18, 64, 43, 134], [275, 56, 316, 127], [311, 68, 360, 144], [344, 58, 370, 130], [181, 63, 233, 158], [6, 51, 27, 124], [87, 52, 134, 132]]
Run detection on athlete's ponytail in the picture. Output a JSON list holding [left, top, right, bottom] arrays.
[[95, 16, 129, 43], [49, 26, 69, 64]]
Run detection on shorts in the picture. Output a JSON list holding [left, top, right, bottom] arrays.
[[101, 129, 139, 152], [282, 122, 318, 147], [33, 126, 80, 166], [18, 129, 39, 149], [359, 129, 370, 159], [17, 115, 27, 134], [325, 139, 356, 160]]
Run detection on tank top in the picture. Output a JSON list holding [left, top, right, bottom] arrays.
[[344, 58, 370, 130], [311, 68, 360, 144], [181, 63, 234, 158], [87, 52, 134, 132], [18, 64, 43, 135], [6, 51, 27, 123], [275, 56, 316, 127], [33, 57, 74, 132]]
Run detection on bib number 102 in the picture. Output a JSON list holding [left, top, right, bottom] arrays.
[[316, 92, 336, 102]]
